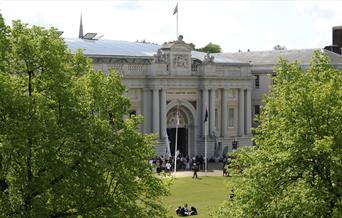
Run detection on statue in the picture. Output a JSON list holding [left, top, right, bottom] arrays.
[[203, 52, 215, 64], [212, 129, 221, 160], [153, 49, 166, 63]]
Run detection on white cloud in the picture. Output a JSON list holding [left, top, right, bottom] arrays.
[[1, 0, 341, 52]]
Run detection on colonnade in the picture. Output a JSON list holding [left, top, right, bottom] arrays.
[[201, 88, 252, 138], [143, 88, 167, 138], [142, 87, 252, 140]]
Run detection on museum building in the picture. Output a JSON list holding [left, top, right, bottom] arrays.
[[65, 26, 342, 159]]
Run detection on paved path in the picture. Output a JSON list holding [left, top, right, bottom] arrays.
[[172, 170, 223, 177], [171, 162, 225, 177]]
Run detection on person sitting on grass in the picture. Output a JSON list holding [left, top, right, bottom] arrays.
[[176, 206, 182, 216], [180, 203, 190, 216], [190, 206, 198, 215], [176, 203, 199, 216]]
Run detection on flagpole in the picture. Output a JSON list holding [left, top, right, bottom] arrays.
[[205, 119, 208, 176], [174, 106, 179, 173], [176, 3, 178, 38], [174, 121, 178, 173]]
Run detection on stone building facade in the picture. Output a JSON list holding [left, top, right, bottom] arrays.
[[66, 31, 342, 159]]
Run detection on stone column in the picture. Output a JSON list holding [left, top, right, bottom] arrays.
[[143, 88, 150, 133], [238, 88, 245, 136], [197, 93, 202, 141], [160, 89, 167, 139], [202, 89, 209, 136], [221, 88, 228, 137], [246, 88, 252, 135], [209, 89, 216, 135], [153, 89, 160, 137]]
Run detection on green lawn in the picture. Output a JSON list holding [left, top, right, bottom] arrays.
[[162, 176, 230, 218]]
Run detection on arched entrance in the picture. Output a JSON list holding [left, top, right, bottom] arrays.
[[166, 100, 197, 157]]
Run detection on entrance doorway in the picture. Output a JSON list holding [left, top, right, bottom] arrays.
[[167, 128, 188, 156]]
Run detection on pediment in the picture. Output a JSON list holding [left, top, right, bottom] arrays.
[[161, 36, 193, 53], [170, 44, 192, 52]]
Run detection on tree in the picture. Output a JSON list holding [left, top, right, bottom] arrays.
[[214, 51, 342, 217], [0, 17, 170, 217], [196, 42, 222, 53], [273, 44, 287, 50]]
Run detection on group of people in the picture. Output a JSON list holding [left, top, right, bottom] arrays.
[[176, 203, 198, 216], [149, 156, 173, 174], [175, 154, 205, 171], [149, 154, 206, 174]]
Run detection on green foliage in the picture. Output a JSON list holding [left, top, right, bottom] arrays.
[[0, 13, 9, 72], [196, 43, 221, 53], [214, 51, 342, 218], [0, 17, 169, 217]]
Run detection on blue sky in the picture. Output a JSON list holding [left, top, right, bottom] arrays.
[[1, 0, 341, 52]]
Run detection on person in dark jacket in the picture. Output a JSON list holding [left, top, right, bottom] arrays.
[[192, 163, 199, 179], [190, 206, 198, 215]]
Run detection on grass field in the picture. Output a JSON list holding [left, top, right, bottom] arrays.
[[162, 176, 230, 218]]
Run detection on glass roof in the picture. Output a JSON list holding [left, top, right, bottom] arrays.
[[65, 38, 244, 64], [65, 38, 160, 57]]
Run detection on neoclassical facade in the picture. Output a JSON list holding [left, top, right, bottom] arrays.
[[66, 34, 342, 158]]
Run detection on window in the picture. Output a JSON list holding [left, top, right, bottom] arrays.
[[255, 75, 260, 88], [254, 105, 260, 116], [228, 108, 234, 127]]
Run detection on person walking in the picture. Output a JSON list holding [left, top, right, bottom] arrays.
[[192, 162, 199, 179]]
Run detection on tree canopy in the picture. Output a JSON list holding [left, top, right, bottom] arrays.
[[214, 51, 342, 217], [0, 15, 169, 217], [273, 44, 287, 50], [196, 42, 222, 53]]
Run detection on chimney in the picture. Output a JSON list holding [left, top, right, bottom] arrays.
[[325, 26, 342, 54], [333, 26, 342, 47]]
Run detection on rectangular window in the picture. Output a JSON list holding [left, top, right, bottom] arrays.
[[228, 108, 234, 127], [255, 75, 260, 88]]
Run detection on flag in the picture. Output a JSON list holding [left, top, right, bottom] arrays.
[[173, 3, 178, 15], [204, 108, 208, 123]]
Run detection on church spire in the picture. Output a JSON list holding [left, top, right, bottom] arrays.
[[78, 14, 83, 39]]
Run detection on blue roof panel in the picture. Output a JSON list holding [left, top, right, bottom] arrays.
[[65, 38, 244, 64], [65, 38, 160, 57]]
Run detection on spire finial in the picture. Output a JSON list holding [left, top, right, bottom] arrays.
[[78, 13, 83, 39]]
